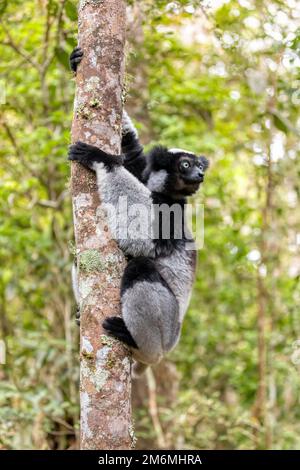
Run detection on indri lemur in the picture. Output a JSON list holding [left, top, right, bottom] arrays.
[[69, 47, 209, 376]]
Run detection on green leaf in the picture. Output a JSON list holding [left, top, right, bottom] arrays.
[[272, 113, 288, 134], [54, 47, 69, 69], [0, 0, 8, 16], [65, 0, 77, 21], [65, 36, 77, 48]]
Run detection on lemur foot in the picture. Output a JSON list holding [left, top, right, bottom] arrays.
[[102, 316, 138, 349], [68, 141, 123, 171], [70, 46, 83, 72]]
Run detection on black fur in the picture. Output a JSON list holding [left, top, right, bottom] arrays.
[[151, 192, 191, 256], [102, 316, 138, 348], [121, 257, 173, 295], [69, 46, 210, 368], [68, 141, 123, 171], [69, 47, 146, 181], [143, 146, 209, 198], [70, 46, 83, 73], [123, 133, 146, 183]]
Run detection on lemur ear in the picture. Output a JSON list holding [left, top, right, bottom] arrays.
[[199, 155, 210, 171], [142, 146, 169, 183], [147, 146, 170, 170]]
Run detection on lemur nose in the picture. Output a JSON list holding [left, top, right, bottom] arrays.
[[196, 169, 204, 181]]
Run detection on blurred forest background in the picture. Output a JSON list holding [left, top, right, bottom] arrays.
[[0, 0, 300, 450]]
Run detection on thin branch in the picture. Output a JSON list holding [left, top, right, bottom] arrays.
[[0, 21, 41, 71], [146, 368, 167, 449], [36, 190, 68, 209], [55, 0, 67, 47], [1, 119, 48, 187]]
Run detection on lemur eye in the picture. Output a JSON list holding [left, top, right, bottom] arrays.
[[181, 160, 190, 170]]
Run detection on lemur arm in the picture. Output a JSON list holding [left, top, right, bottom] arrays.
[[68, 142, 155, 258], [121, 111, 146, 182], [70, 47, 146, 182]]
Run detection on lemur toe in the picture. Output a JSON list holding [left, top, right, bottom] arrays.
[[102, 316, 138, 349]]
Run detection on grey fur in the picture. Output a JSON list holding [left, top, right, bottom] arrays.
[[93, 162, 195, 371], [94, 163, 156, 258], [94, 153, 199, 372], [146, 170, 167, 192], [156, 244, 196, 321], [70, 112, 208, 377], [122, 281, 180, 365]]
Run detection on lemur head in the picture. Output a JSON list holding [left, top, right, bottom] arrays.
[[144, 146, 209, 198]]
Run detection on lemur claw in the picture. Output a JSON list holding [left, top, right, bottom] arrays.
[[70, 46, 83, 72]]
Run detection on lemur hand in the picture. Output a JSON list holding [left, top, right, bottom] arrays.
[[70, 46, 83, 73], [68, 141, 123, 171]]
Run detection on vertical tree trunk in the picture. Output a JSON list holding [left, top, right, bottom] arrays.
[[253, 133, 274, 449], [70, 0, 132, 450]]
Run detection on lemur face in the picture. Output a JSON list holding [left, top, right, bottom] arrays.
[[144, 146, 209, 198], [171, 150, 209, 196]]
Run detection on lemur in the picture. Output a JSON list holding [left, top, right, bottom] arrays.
[[69, 47, 209, 376]]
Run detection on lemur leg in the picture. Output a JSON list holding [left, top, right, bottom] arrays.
[[103, 257, 180, 366], [68, 142, 155, 257]]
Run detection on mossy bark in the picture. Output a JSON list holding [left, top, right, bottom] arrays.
[[71, 0, 132, 450]]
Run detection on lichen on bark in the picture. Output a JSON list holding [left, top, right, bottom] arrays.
[[70, 0, 132, 450], [79, 249, 103, 273]]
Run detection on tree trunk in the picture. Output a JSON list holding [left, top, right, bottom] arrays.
[[70, 0, 132, 450]]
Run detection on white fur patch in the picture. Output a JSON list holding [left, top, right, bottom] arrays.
[[94, 162, 106, 183], [147, 170, 167, 192], [168, 148, 194, 155]]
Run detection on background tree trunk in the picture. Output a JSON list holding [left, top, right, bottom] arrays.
[[70, 0, 132, 450]]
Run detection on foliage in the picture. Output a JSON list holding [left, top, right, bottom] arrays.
[[0, 0, 299, 449], [0, 0, 78, 449]]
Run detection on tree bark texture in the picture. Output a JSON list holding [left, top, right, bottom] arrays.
[[70, 0, 132, 450]]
